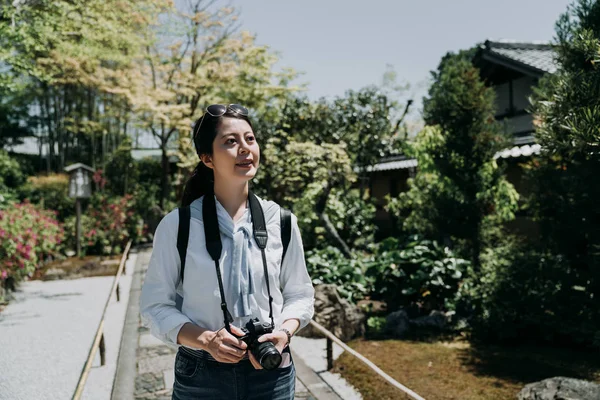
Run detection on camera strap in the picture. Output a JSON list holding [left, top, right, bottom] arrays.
[[202, 191, 275, 333]]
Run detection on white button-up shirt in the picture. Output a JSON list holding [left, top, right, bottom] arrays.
[[140, 195, 315, 347]]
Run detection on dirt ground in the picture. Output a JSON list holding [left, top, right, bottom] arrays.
[[32, 254, 122, 281]]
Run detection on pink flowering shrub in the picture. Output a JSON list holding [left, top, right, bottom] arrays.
[[0, 202, 64, 283], [64, 193, 146, 255]]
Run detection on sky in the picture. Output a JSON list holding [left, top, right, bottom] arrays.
[[228, 0, 572, 113]]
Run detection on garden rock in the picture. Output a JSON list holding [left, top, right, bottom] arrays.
[[385, 310, 410, 338], [518, 377, 600, 400], [43, 268, 67, 281], [297, 284, 365, 341], [410, 310, 447, 331]]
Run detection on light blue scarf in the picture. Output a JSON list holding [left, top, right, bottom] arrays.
[[189, 196, 257, 318], [217, 205, 255, 318]]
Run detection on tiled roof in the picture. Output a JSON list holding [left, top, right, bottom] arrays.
[[370, 143, 541, 171], [482, 40, 558, 74], [494, 143, 541, 159], [366, 157, 418, 172]]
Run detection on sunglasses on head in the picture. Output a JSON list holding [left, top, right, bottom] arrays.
[[193, 104, 249, 139]]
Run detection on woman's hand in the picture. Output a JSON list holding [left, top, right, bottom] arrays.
[[248, 330, 289, 370], [204, 325, 248, 363]]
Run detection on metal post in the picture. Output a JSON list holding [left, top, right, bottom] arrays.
[[326, 337, 333, 370], [76, 198, 82, 257], [116, 283, 120, 302]]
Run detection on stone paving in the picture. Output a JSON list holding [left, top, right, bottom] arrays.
[[132, 249, 316, 400]]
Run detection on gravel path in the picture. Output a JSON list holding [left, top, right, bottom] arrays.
[[0, 276, 114, 400]]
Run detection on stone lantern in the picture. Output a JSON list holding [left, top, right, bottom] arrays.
[[65, 163, 95, 256]]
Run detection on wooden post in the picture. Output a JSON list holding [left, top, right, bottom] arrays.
[[326, 337, 333, 370], [76, 198, 82, 257], [99, 333, 106, 366]]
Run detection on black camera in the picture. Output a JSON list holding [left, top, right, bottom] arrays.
[[236, 318, 282, 370]]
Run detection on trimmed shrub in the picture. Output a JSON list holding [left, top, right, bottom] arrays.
[[18, 174, 74, 221]]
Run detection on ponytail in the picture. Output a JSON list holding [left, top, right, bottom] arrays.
[[181, 161, 214, 206]]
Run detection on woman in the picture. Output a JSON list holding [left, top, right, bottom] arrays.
[[140, 104, 315, 400]]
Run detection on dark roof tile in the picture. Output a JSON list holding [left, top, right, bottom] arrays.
[[483, 40, 558, 74]]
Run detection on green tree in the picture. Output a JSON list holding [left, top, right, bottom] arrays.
[[527, 0, 600, 344], [0, 87, 34, 148], [255, 140, 359, 255], [139, 1, 297, 209], [390, 53, 519, 270], [0, 0, 165, 172], [264, 88, 409, 194], [252, 88, 407, 254]]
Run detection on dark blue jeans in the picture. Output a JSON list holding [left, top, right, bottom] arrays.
[[172, 348, 296, 400]]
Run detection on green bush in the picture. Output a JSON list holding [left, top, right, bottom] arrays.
[[460, 238, 600, 348], [0, 151, 26, 208], [129, 183, 164, 236], [366, 316, 387, 338], [105, 138, 138, 196], [18, 174, 74, 221], [0, 150, 26, 190], [294, 186, 376, 252], [324, 189, 377, 251], [305, 246, 371, 303], [0, 202, 64, 287], [136, 157, 163, 186], [365, 235, 468, 314]]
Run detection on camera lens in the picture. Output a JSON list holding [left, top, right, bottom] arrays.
[[253, 341, 282, 370]]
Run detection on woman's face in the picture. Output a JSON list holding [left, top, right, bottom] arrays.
[[202, 117, 260, 184]]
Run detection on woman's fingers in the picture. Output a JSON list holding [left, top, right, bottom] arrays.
[[257, 333, 274, 343], [229, 325, 245, 336], [219, 343, 245, 358], [214, 345, 242, 363], [227, 326, 249, 349], [215, 352, 239, 363]]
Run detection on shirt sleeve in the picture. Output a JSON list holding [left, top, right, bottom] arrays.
[[140, 211, 193, 346], [278, 212, 315, 331]]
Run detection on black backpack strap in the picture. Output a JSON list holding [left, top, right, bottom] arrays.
[[248, 191, 268, 249], [177, 206, 191, 283], [280, 207, 292, 264], [203, 193, 234, 326]]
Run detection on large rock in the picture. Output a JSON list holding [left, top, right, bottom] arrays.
[[518, 377, 600, 400], [297, 284, 365, 341], [384, 309, 449, 338], [385, 310, 410, 338], [410, 310, 447, 331]]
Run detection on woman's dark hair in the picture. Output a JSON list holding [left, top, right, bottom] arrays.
[[181, 108, 254, 206]]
